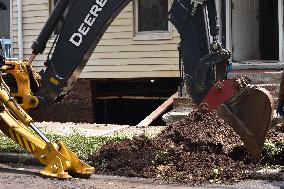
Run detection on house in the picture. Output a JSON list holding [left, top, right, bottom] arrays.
[[7, 0, 180, 78], [0, 0, 283, 124]]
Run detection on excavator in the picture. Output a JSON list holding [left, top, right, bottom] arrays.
[[0, 0, 274, 179]]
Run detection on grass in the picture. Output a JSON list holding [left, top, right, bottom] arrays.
[[1, 129, 283, 161], [0, 133, 24, 153], [0, 131, 128, 159]]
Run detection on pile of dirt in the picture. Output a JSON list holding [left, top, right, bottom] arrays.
[[89, 110, 263, 184], [266, 123, 284, 144]]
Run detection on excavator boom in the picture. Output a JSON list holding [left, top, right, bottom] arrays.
[[0, 72, 94, 178]]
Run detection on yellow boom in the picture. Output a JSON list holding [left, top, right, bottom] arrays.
[[0, 59, 94, 178]]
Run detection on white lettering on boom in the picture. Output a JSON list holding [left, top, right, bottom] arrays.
[[69, 0, 107, 47]]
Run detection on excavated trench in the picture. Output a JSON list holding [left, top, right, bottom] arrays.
[[89, 110, 284, 185]]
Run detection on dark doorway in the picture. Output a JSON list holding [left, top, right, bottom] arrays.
[[91, 78, 179, 126], [259, 0, 279, 60]]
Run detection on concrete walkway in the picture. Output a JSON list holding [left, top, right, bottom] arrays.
[[35, 122, 166, 137]]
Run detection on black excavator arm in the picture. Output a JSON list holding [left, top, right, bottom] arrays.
[[170, 0, 230, 103], [30, 0, 227, 106], [32, 0, 132, 105]]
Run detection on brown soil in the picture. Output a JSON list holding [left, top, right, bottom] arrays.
[[30, 79, 94, 123], [89, 111, 262, 185]]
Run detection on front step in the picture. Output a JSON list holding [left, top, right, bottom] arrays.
[[163, 69, 283, 126], [227, 70, 282, 84], [228, 69, 281, 102], [162, 97, 194, 125]]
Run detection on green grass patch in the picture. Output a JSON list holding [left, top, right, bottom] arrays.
[[0, 132, 128, 159], [0, 133, 25, 153]]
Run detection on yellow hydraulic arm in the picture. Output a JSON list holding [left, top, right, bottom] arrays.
[[0, 61, 94, 178]]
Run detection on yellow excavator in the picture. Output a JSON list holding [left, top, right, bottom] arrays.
[[0, 0, 274, 178]]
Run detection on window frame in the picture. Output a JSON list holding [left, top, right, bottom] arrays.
[[133, 0, 173, 41]]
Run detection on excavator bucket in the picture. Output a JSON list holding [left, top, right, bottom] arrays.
[[201, 78, 274, 160]]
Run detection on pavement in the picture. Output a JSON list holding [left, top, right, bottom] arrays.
[[1, 163, 284, 189]]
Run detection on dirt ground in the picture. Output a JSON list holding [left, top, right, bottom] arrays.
[[1, 163, 284, 189]]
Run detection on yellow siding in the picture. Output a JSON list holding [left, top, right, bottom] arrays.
[[12, 1, 180, 79]]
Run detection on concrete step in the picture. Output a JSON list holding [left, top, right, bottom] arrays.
[[163, 83, 280, 126], [162, 97, 194, 125], [232, 61, 284, 71], [228, 69, 282, 102], [163, 68, 284, 125], [227, 70, 282, 84], [163, 97, 282, 126]]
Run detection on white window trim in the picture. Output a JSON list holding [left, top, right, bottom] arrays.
[[133, 0, 173, 41]]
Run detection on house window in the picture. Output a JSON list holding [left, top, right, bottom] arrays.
[[0, 2, 7, 10], [0, 0, 10, 39], [134, 0, 172, 40]]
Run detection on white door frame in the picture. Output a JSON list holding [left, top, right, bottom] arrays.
[[225, 0, 232, 60], [226, 0, 284, 62]]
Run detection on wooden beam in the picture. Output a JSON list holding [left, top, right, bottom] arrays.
[[137, 92, 178, 127]]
